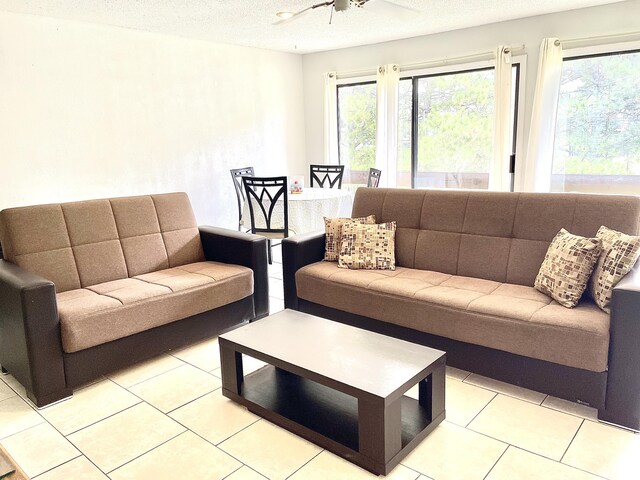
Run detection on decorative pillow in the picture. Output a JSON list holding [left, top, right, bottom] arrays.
[[589, 226, 640, 313], [338, 221, 396, 270], [324, 215, 376, 262], [534, 228, 602, 308]]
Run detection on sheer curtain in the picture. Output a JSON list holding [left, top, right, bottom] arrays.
[[490, 46, 513, 191], [323, 72, 339, 166], [525, 38, 563, 191], [375, 64, 399, 187]]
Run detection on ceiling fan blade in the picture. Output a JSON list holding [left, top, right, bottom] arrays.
[[273, 1, 334, 25]]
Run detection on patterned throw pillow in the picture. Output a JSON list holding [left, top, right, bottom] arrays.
[[338, 221, 396, 270], [324, 215, 376, 262], [534, 228, 602, 308], [589, 226, 640, 313]]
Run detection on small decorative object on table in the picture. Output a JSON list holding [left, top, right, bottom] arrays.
[[290, 176, 304, 194]]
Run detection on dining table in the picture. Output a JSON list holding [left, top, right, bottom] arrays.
[[243, 187, 353, 235]]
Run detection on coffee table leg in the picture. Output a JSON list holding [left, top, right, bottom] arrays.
[[358, 397, 402, 470], [419, 363, 445, 421], [220, 344, 244, 395]]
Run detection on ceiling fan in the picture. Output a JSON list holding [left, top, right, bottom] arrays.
[[275, 0, 415, 25]]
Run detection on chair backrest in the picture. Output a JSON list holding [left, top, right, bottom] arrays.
[[367, 168, 382, 188], [310, 165, 345, 189], [230, 167, 255, 227], [242, 176, 289, 237]]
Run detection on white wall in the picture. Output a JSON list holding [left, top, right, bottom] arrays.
[[301, 0, 640, 191], [0, 11, 306, 228]]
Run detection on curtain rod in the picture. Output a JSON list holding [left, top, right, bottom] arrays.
[[334, 68, 377, 80], [399, 44, 525, 72], [556, 31, 640, 47], [333, 44, 525, 79]]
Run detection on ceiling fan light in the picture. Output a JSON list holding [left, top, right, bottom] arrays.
[[276, 11, 294, 19]]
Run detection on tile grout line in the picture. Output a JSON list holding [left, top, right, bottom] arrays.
[[463, 421, 582, 466], [164, 386, 224, 415], [220, 464, 244, 480], [105, 430, 189, 475], [109, 361, 186, 389], [283, 449, 324, 480], [481, 443, 510, 480], [397, 462, 432, 480], [169, 415, 264, 476], [215, 417, 263, 447], [460, 375, 547, 406], [559, 418, 584, 463], [61, 383, 143, 437], [168, 344, 223, 376], [512, 445, 610, 480], [22, 403, 106, 477], [28, 453, 83, 479], [463, 391, 498, 428], [0, 417, 47, 443], [63, 382, 188, 475], [537, 401, 597, 422], [0, 420, 83, 478]]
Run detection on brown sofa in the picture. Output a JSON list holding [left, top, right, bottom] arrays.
[[0, 192, 269, 407], [283, 188, 640, 430]]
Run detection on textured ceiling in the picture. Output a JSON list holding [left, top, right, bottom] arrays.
[[0, 0, 626, 53]]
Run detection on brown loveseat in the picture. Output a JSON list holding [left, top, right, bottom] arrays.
[[0, 192, 269, 407], [283, 188, 640, 430]]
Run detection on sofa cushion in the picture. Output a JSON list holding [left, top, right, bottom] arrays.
[[350, 189, 640, 286], [0, 192, 205, 293], [534, 229, 602, 308], [590, 226, 640, 313], [296, 261, 609, 372], [57, 261, 253, 353], [324, 215, 376, 262], [338, 221, 396, 270]]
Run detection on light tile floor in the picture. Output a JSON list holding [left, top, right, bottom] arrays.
[[1, 248, 639, 479]]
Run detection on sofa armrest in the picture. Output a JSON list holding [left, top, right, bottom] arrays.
[[282, 231, 326, 310], [199, 226, 269, 319], [0, 260, 70, 406], [601, 266, 640, 429]]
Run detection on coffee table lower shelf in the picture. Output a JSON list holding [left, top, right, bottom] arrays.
[[222, 364, 444, 475]]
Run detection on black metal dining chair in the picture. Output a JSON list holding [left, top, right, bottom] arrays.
[[242, 176, 289, 264], [230, 167, 254, 231], [310, 165, 345, 189], [367, 168, 382, 188]]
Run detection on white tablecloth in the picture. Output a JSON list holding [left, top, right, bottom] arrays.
[[243, 188, 353, 235]]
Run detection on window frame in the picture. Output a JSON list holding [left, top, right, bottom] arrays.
[[335, 78, 377, 170], [550, 41, 640, 194], [399, 56, 527, 190]]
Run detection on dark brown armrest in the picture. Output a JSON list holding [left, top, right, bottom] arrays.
[[601, 266, 640, 429], [0, 260, 70, 406], [199, 226, 269, 319], [282, 231, 326, 310]]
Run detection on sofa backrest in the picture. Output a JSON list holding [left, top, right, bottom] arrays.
[[0, 192, 204, 292], [352, 189, 640, 286]]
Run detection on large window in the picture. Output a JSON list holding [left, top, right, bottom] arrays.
[[552, 49, 640, 194], [398, 65, 520, 189], [337, 81, 377, 190]]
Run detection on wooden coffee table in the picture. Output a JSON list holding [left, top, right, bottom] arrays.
[[219, 309, 446, 475]]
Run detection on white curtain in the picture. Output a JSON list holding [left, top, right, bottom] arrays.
[[490, 46, 513, 191], [525, 38, 563, 191], [323, 72, 339, 165], [375, 64, 400, 187]]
